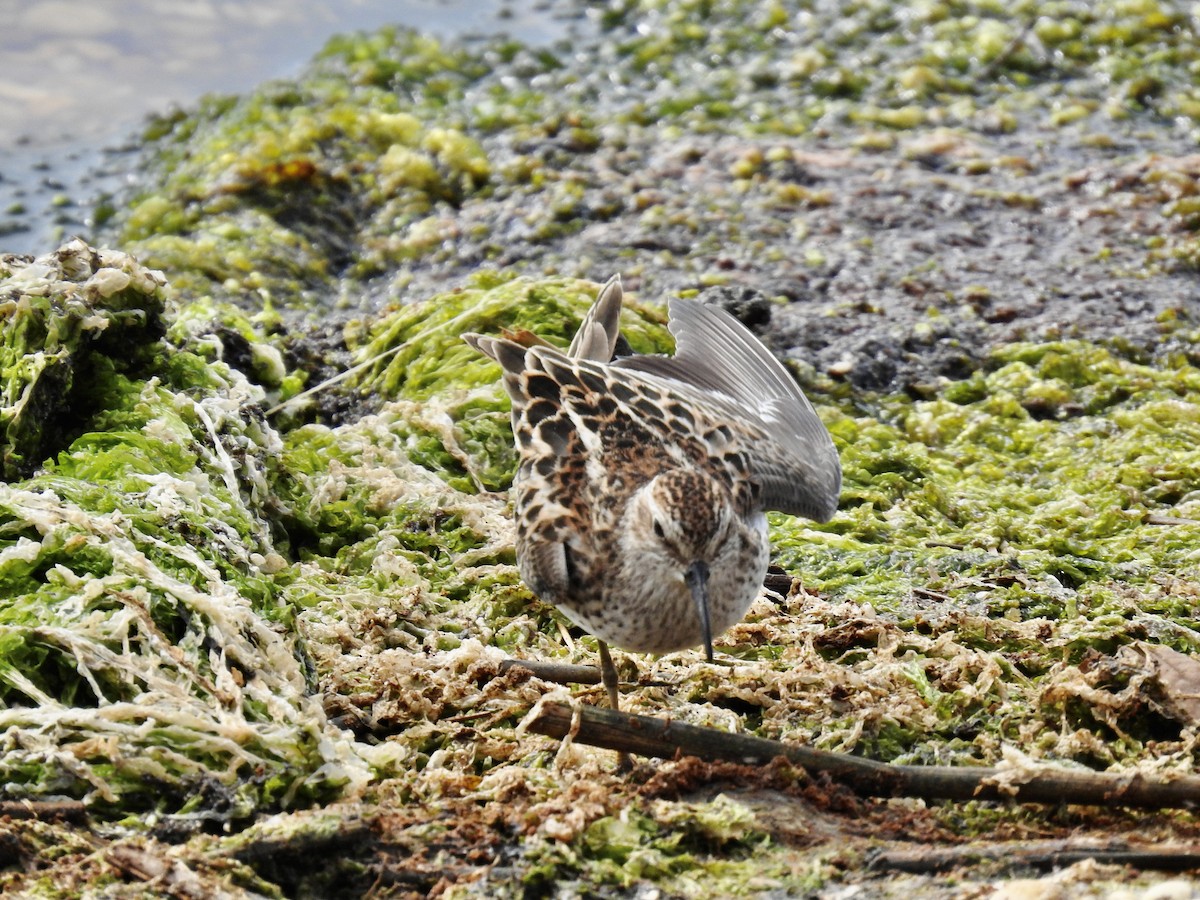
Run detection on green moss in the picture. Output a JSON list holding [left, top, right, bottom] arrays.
[[168, 297, 292, 391], [0, 242, 374, 817], [0, 241, 167, 479], [356, 276, 669, 398], [112, 29, 496, 307], [520, 804, 786, 897], [0, 363, 358, 813], [770, 338, 1200, 760]]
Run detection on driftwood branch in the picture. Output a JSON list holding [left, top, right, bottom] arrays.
[[524, 701, 1200, 810], [0, 799, 87, 822], [499, 658, 601, 685], [871, 841, 1200, 874]]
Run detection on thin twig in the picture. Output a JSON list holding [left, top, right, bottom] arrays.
[[1146, 514, 1199, 526], [264, 343, 403, 416], [499, 658, 602, 685], [912, 587, 954, 603], [976, 15, 1039, 81], [870, 840, 1200, 874], [524, 701, 1200, 810], [0, 799, 88, 822], [106, 845, 234, 900]]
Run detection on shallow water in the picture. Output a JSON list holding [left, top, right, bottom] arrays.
[[0, 0, 568, 255]]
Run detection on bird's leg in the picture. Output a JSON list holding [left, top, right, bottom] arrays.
[[597, 640, 621, 711], [596, 640, 632, 771]]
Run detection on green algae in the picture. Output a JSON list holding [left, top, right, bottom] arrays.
[[19, 0, 1200, 894], [777, 340, 1200, 634], [519, 802, 784, 898], [167, 297, 293, 393], [0, 243, 372, 817], [0, 240, 167, 480], [115, 28, 495, 306]]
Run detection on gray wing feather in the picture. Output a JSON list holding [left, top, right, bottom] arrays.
[[613, 299, 841, 521], [568, 274, 624, 362]]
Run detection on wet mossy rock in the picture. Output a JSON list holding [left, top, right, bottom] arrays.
[[0, 240, 376, 817], [6, 240, 1200, 882], [117, 33, 494, 308], [105, 0, 1200, 327], [0, 240, 167, 480]]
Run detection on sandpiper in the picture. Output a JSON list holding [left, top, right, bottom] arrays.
[[465, 275, 841, 714]]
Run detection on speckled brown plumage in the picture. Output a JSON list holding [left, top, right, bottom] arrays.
[[464, 275, 841, 712]]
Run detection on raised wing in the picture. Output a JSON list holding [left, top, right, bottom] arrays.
[[612, 298, 841, 522], [568, 274, 624, 362]]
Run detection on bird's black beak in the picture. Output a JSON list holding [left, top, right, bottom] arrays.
[[685, 560, 713, 662]]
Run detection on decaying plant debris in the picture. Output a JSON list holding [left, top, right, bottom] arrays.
[[6, 0, 1200, 896]]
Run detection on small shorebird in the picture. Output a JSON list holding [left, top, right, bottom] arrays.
[[465, 276, 840, 716]]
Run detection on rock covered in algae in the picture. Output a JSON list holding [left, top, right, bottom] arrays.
[[113, 30, 493, 310], [99, 0, 1200, 352], [0, 239, 166, 480], [0, 239, 376, 818], [8, 248, 1200, 892]]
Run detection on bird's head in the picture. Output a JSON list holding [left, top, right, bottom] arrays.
[[626, 469, 735, 661]]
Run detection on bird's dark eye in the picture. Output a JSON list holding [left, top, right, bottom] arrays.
[[653, 520, 665, 539]]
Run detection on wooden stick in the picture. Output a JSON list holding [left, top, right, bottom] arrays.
[[0, 800, 88, 822], [872, 841, 1200, 874], [524, 701, 1200, 810], [499, 658, 601, 685]]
